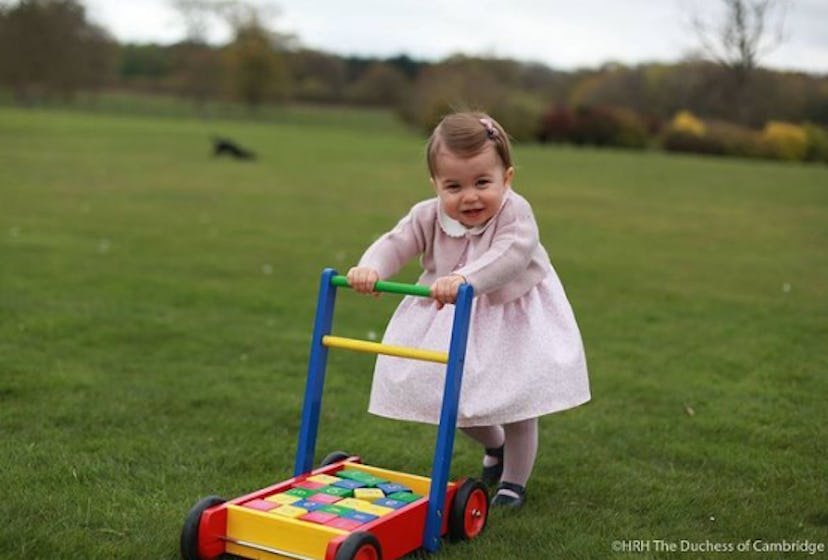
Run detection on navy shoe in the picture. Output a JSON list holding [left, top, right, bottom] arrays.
[[481, 445, 504, 486], [490, 481, 526, 509]]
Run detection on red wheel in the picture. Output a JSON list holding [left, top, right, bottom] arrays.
[[448, 479, 489, 541], [180, 495, 225, 560], [335, 532, 382, 560]]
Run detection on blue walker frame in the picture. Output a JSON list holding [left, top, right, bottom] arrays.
[[293, 267, 475, 553]]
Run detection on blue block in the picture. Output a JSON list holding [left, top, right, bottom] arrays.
[[333, 479, 366, 490], [374, 498, 407, 510], [292, 499, 324, 511], [377, 482, 410, 495], [341, 510, 378, 524]]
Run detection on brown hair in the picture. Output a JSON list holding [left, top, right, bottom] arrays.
[[426, 111, 513, 177]]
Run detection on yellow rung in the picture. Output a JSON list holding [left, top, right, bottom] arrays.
[[322, 335, 448, 364]]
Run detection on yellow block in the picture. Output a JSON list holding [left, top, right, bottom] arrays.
[[322, 335, 448, 364], [335, 498, 369, 511], [269, 505, 308, 519], [353, 488, 385, 502], [307, 474, 342, 485], [226, 504, 346, 559], [264, 493, 302, 505], [359, 504, 394, 517]]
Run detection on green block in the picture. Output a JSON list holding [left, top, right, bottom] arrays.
[[285, 487, 316, 498], [318, 485, 353, 498], [336, 469, 372, 481], [336, 469, 389, 487], [361, 475, 388, 487], [387, 491, 422, 503], [319, 505, 351, 516]]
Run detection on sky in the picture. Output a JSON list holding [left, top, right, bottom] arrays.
[[83, 0, 828, 74]]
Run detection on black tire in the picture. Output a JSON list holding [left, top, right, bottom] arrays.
[[335, 531, 382, 560], [180, 495, 226, 560], [448, 479, 489, 541], [319, 450, 351, 468]]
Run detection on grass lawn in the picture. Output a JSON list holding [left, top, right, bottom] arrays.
[[1, 105, 826, 559]]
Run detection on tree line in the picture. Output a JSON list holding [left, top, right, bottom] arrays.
[[2, 0, 826, 161]]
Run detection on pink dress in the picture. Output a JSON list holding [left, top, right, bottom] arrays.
[[358, 189, 590, 427]]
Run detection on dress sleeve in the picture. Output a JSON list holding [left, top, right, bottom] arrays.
[[358, 205, 428, 280], [455, 200, 539, 294]]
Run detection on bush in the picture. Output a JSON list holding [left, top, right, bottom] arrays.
[[344, 62, 409, 107], [761, 121, 809, 161], [660, 119, 765, 159], [706, 120, 766, 159], [537, 105, 577, 143], [395, 57, 507, 134], [491, 93, 545, 142], [642, 114, 665, 137], [803, 123, 828, 163], [661, 129, 726, 155], [670, 110, 706, 136], [570, 106, 618, 146], [570, 105, 648, 149], [537, 104, 649, 149], [661, 110, 717, 155], [610, 107, 650, 149]]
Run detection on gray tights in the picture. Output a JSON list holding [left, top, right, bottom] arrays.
[[461, 417, 538, 487]]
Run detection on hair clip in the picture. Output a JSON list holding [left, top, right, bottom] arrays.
[[480, 118, 498, 140]]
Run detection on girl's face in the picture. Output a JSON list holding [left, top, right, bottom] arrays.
[[431, 145, 514, 228]]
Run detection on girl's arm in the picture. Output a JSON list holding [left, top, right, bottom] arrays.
[[455, 200, 539, 295], [357, 203, 429, 281]]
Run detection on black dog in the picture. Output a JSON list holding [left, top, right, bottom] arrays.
[[213, 137, 256, 160]]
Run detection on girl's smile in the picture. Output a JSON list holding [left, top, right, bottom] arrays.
[[431, 144, 515, 228]]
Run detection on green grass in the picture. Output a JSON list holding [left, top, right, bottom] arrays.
[[1, 105, 826, 559], [0, 89, 404, 131]]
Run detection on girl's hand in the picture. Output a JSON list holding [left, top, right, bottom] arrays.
[[431, 274, 466, 310], [347, 266, 380, 295]]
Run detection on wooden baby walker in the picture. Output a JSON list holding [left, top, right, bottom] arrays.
[[180, 268, 489, 560]]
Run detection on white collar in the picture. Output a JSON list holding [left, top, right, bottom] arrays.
[[436, 189, 511, 238]]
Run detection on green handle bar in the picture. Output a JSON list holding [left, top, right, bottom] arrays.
[[331, 274, 432, 298]]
